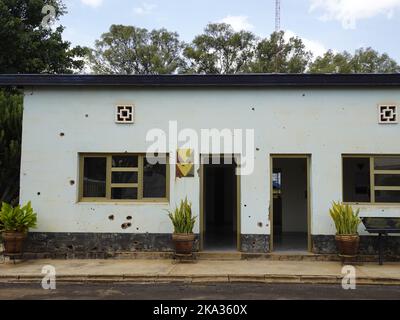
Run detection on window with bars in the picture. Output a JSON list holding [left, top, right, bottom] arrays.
[[79, 154, 168, 202], [343, 155, 400, 204]]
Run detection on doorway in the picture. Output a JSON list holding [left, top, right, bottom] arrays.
[[201, 156, 239, 251], [271, 156, 310, 252]]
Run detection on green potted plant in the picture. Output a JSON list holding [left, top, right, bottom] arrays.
[[0, 201, 37, 255], [329, 201, 361, 257], [167, 198, 196, 255]]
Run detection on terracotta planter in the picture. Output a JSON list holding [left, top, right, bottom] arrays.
[[335, 234, 360, 257], [2, 231, 27, 255], [172, 233, 195, 255]]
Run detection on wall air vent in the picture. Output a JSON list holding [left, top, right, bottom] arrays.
[[115, 105, 134, 124], [378, 105, 397, 124]]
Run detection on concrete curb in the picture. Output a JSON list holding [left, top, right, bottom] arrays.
[[1, 273, 400, 285]]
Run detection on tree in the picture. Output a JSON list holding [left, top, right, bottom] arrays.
[[0, 0, 86, 204], [0, 91, 22, 204], [309, 48, 400, 73], [183, 23, 256, 74], [247, 31, 312, 73], [89, 25, 185, 74], [351, 48, 400, 73], [0, 0, 87, 73]]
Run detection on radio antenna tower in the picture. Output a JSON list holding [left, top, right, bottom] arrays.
[[275, 0, 281, 32]]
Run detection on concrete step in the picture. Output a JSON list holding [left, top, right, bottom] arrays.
[[195, 252, 242, 260]]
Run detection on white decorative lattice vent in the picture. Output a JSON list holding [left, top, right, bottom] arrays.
[[378, 105, 398, 124], [115, 105, 134, 124]]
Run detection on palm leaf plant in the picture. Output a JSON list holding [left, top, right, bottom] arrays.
[[0, 201, 37, 233], [329, 201, 361, 235], [167, 198, 196, 234], [0, 201, 37, 255]]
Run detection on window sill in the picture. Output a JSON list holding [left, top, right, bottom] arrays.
[[344, 202, 400, 208]]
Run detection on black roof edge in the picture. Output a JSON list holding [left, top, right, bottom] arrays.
[[1, 73, 400, 87]]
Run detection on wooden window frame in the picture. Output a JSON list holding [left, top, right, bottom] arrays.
[[342, 154, 400, 205], [79, 153, 169, 203]]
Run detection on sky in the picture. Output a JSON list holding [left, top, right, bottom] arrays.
[[58, 0, 400, 62]]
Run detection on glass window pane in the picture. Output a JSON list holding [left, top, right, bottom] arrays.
[[112, 172, 138, 183], [375, 174, 400, 186], [143, 157, 167, 198], [83, 157, 106, 197], [374, 157, 400, 170], [112, 156, 138, 168], [343, 157, 371, 203], [375, 190, 400, 203], [111, 188, 137, 200]]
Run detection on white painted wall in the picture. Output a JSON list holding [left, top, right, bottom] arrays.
[[20, 86, 400, 236]]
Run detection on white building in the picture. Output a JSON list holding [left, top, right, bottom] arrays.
[[2, 74, 400, 257]]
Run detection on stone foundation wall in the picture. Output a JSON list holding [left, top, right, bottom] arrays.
[[240, 234, 270, 253], [17, 232, 271, 258], [312, 235, 400, 257], [6, 232, 400, 259], [22, 232, 194, 259]]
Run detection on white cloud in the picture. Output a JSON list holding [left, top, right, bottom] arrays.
[[81, 0, 103, 8], [285, 30, 328, 58], [134, 3, 157, 15], [309, 0, 400, 29], [219, 15, 254, 31]]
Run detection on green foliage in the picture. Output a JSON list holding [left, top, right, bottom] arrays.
[[0, 90, 22, 204], [329, 201, 361, 235], [183, 23, 256, 74], [0, 0, 87, 73], [248, 31, 312, 73], [88, 24, 185, 74], [309, 48, 400, 73], [167, 198, 196, 234], [0, 201, 37, 233]]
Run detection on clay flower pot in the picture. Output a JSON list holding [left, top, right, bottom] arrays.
[[335, 234, 360, 257], [172, 233, 195, 255], [2, 231, 27, 255]]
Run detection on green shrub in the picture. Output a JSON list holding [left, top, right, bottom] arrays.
[[329, 201, 361, 235], [167, 198, 196, 234], [0, 201, 37, 233]]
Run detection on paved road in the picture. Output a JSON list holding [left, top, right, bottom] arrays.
[[0, 283, 399, 300]]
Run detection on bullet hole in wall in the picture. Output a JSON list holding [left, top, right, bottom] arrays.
[[69, 180, 75, 185], [108, 215, 114, 221], [251, 107, 255, 111], [59, 132, 65, 137], [37, 192, 40, 196], [256, 148, 260, 151], [126, 216, 132, 220], [85, 114, 89, 118], [121, 222, 132, 229], [136, 227, 139, 231], [244, 204, 247, 207], [257, 222, 263, 228], [302, 93, 306, 97]]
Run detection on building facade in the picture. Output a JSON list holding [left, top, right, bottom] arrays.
[[2, 74, 400, 258]]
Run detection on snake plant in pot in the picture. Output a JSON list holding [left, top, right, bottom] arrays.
[[0, 202, 37, 255], [167, 198, 197, 255], [329, 201, 361, 257]]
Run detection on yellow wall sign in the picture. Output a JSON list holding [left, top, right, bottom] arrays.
[[176, 149, 194, 178]]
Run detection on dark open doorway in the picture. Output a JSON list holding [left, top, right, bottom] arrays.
[[202, 156, 238, 251], [272, 157, 309, 252]]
